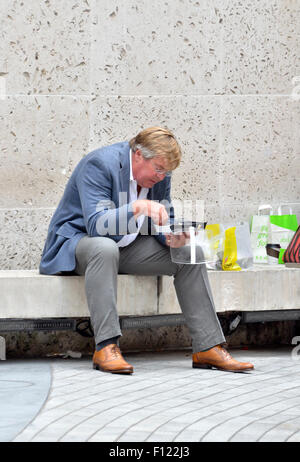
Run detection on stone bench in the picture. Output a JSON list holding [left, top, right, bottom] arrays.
[[1, 266, 300, 359]]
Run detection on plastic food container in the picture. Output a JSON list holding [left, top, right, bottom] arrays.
[[169, 220, 208, 265]]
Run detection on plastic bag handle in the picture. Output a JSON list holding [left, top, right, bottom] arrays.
[[278, 204, 293, 215], [258, 204, 273, 215]]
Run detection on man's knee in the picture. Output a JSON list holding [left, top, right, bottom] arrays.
[[78, 236, 119, 264], [92, 237, 119, 261]]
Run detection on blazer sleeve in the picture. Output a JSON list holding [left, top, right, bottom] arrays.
[[154, 177, 175, 247], [75, 157, 136, 241]]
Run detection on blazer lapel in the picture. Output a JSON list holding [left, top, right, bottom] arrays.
[[119, 143, 131, 205]]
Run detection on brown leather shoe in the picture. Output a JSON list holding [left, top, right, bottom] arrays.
[[93, 344, 133, 374], [192, 345, 254, 373]]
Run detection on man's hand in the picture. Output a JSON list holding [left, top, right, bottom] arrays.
[[164, 232, 188, 248], [132, 199, 169, 225]]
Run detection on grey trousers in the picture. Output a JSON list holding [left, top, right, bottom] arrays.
[[74, 235, 225, 353]]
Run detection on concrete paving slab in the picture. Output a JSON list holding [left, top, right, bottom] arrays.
[[1, 348, 300, 442], [0, 360, 51, 442]]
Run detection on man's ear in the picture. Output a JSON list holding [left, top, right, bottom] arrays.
[[134, 149, 143, 163]]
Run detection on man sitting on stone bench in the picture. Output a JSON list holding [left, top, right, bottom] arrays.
[[39, 126, 254, 374]]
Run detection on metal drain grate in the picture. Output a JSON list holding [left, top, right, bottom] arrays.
[[242, 310, 300, 323], [0, 318, 76, 332], [120, 314, 186, 330]]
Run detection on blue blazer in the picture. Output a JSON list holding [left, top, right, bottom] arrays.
[[39, 141, 174, 275]]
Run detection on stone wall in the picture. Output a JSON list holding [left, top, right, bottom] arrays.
[[0, 0, 299, 270]]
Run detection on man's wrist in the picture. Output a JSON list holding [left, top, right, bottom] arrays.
[[132, 199, 148, 217]]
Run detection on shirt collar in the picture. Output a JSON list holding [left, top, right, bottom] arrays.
[[129, 149, 134, 181]]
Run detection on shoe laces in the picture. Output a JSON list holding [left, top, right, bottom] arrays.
[[217, 345, 232, 360], [111, 345, 122, 360]]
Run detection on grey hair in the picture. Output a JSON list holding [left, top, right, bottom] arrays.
[[133, 144, 156, 159]]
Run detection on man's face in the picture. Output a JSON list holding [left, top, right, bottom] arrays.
[[132, 150, 170, 188]]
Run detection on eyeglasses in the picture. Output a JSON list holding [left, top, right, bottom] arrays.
[[149, 159, 172, 178]]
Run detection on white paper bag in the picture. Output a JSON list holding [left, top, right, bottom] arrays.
[[250, 204, 273, 264]]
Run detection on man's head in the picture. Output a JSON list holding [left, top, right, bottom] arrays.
[[129, 127, 182, 188]]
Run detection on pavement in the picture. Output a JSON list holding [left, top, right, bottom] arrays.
[[2, 347, 300, 442]]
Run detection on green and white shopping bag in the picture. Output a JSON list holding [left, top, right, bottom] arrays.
[[250, 205, 273, 264], [269, 205, 298, 263]]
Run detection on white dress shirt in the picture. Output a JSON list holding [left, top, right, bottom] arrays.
[[117, 150, 149, 247]]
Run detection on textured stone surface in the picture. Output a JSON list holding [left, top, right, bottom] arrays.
[[222, 0, 300, 95], [220, 96, 300, 207], [0, 0, 90, 95], [1, 266, 299, 321], [0, 96, 89, 208], [91, 0, 222, 96], [0, 207, 54, 269], [90, 0, 300, 96], [158, 266, 300, 314], [0, 271, 158, 318]]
